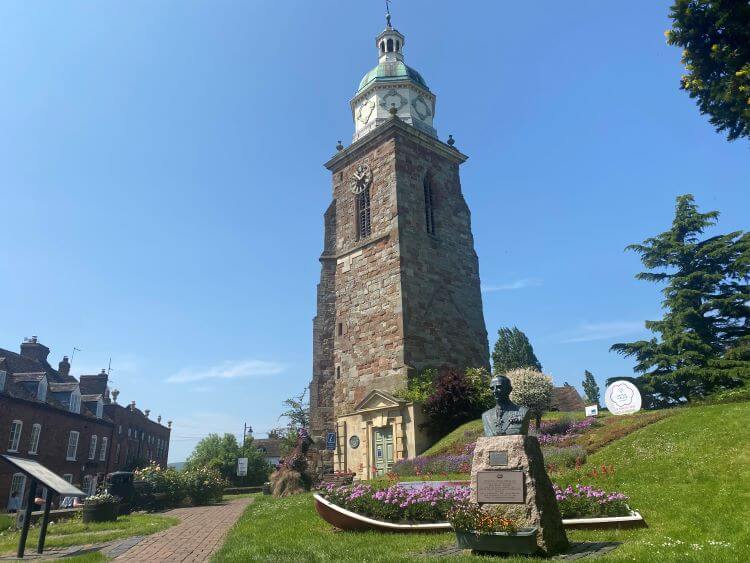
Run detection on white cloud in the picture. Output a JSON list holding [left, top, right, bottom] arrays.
[[482, 278, 542, 293], [166, 359, 285, 383], [561, 321, 646, 344]]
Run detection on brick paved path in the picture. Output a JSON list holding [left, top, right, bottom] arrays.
[[114, 497, 252, 563]]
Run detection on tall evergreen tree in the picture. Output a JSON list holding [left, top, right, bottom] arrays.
[[582, 370, 600, 406], [666, 1, 750, 142], [492, 327, 542, 374], [612, 195, 750, 403]]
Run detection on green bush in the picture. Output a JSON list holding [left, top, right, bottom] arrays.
[[182, 466, 226, 506], [0, 514, 13, 531]]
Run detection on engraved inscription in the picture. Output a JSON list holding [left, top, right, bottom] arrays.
[[476, 470, 525, 503]]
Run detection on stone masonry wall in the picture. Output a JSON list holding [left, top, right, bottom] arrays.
[[394, 132, 490, 371]]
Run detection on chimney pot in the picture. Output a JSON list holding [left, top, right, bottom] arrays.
[[58, 356, 71, 377], [157, 415, 162, 423], [144, 409, 151, 418], [112, 389, 120, 403]]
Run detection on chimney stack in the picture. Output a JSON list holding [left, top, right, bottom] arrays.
[[130, 401, 136, 412], [58, 356, 71, 377], [144, 409, 151, 418], [20, 336, 50, 364]]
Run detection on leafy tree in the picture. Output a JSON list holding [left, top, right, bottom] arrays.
[[666, 1, 750, 142], [492, 327, 542, 374], [422, 368, 494, 435], [612, 195, 750, 403], [185, 433, 271, 486], [582, 370, 601, 406], [506, 368, 553, 427], [279, 389, 309, 430]]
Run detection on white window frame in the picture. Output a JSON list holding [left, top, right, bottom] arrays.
[[37, 377, 48, 402], [8, 473, 26, 509], [96, 400, 103, 419], [66, 431, 80, 461], [28, 423, 42, 455], [88, 435, 98, 460], [62, 474, 73, 484], [8, 420, 22, 452], [116, 443, 121, 463], [69, 390, 81, 414], [100, 437, 108, 461], [82, 475, 93, 496]]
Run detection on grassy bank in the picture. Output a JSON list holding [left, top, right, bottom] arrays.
[[215, 402, 749, 562], [0, 513, 179, 556]]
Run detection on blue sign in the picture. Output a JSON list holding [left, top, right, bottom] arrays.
[[326, 431, 336, 451]]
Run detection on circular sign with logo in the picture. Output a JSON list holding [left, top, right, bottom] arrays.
[[604, 380, 642, 415], [349, 435, 360, 449]]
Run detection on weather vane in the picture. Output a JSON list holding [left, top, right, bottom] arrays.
[[385, 0, 392, 28]]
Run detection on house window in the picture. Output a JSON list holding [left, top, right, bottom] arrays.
[[8, 420, 22, 452], [96, 401, 103, 419], [356, 187, 371, 239], [424, 174, 435, 235], [118, 425, 122, 435], [116, 443, 121, 463], [62, 474, 73, 484], [66, 431, 80, 461], [82, 475, 93, 496], [37, 378, 47, 401], [28, 424, 41, 455], [0, 370, 6, 391], [69, 391, 81, 414], [100, 437, 108, 461], [8, 473, 26, 509], [88, 435, 98, 460]]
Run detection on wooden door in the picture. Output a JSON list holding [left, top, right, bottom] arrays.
[[373, 427, 394, 476]]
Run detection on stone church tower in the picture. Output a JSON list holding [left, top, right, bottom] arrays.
[[309, 16, 489, 475]]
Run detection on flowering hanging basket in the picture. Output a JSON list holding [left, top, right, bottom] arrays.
[[454, 528, 538, 554]]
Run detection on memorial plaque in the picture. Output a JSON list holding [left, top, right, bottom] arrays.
[[488, 451, 508, 466], [476, 470, 525, 503]]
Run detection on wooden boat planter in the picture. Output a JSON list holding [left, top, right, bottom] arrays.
[[313, 494, 451, 533], [314, 494, 644, 533]]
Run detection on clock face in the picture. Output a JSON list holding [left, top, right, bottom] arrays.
[[412, 95, 432, 121], [349, 163, 373, 195], [356, 99, 376, 124]]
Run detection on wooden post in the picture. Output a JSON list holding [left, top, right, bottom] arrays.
[[36, 487, 53, 554], [17, 477, 37, 559]]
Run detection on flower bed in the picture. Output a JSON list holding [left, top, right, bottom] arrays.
[[320, 483, 470, 524], [553, 484, 630, 518]]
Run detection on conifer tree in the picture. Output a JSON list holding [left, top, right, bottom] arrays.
[[492, 327, 542, 375], [582, 370, 600, 406], [612, 195, 750, 403]]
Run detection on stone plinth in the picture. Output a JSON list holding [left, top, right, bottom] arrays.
[[470, 435, 568, 556]]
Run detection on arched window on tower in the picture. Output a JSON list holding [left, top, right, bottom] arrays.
[[396, 40, 400, 52], [356, 187, 372, 239], [380, 41, 385, 53], [386, 38, 394, 52], [424, 174, 435, 235]]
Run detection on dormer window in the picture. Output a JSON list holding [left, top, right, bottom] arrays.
[[96, 400, 103, 419], [69, 390, 81, 414], [37, 377, 48, 402]]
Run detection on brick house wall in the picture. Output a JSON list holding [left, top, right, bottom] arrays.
[[0, 395, 113, 509], [106, 404, 170, 469]]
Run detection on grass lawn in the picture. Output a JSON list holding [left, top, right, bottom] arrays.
[[0, 513, 179, 556], [215, 402, 749, 562]]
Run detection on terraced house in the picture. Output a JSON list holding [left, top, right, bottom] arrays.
[[0, 337, 171, 511]]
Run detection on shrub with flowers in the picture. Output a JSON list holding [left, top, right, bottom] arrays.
[[553, 484, 630, 518], [391, 453, 472, 477], [134, 462, 185, 506], [321, 483, 470, 523], [447, 504, 520, 534], [182, 466, 226, 506], [542, 445, 587, 472]]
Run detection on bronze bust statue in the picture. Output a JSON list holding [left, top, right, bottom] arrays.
[[482, 375, 530, 436]]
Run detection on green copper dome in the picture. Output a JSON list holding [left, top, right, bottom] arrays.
[[357, 61, 429, 93]]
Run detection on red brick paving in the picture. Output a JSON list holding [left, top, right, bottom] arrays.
[[114, 497, 252, 563]]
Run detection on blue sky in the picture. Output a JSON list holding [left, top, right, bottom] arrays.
[[1, 2, 747, 461]]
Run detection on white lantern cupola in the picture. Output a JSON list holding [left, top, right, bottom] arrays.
[[350, 12, 437, 142]]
